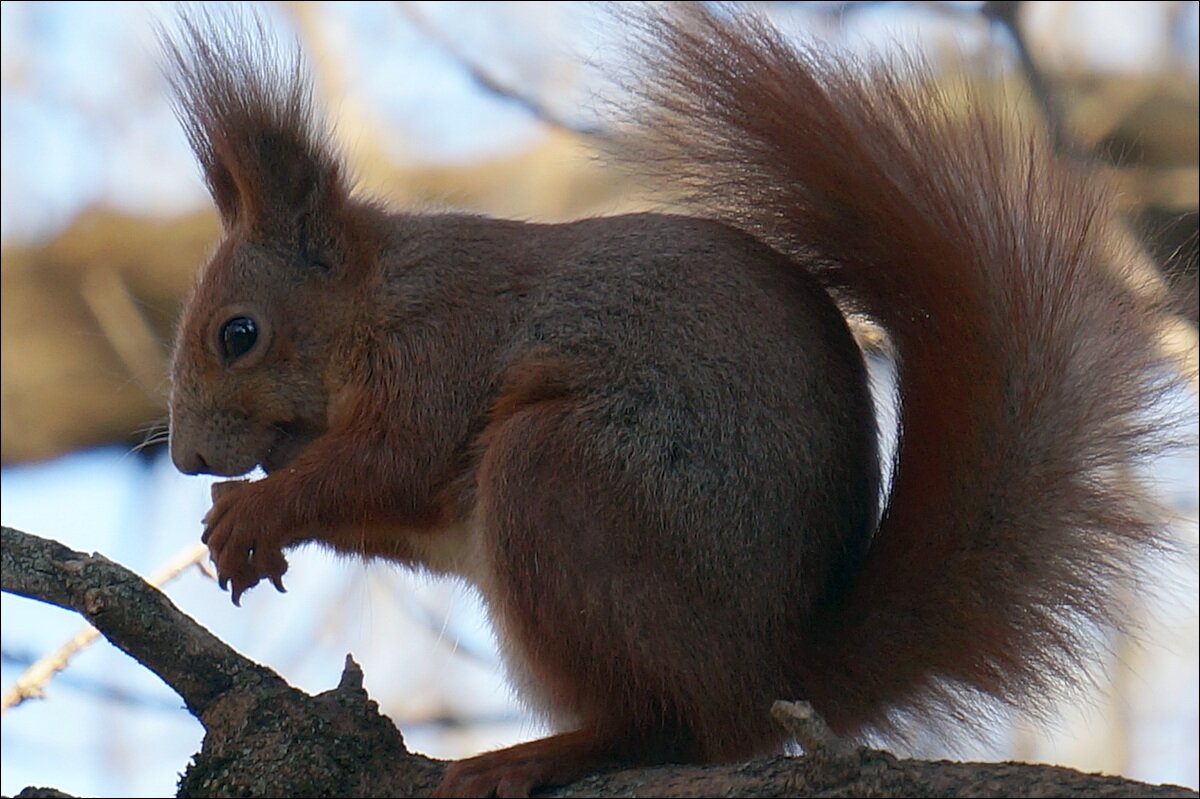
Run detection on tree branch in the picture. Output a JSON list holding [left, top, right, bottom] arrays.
[[2, 525, 1196, 798], [1, 525, 440, 796], [2, 541, 209, 712], [2, 526, 265, 715]]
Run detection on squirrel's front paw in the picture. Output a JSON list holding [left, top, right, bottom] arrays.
[[202, 479, 291, 605]]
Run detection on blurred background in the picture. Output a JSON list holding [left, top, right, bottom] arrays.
[[1, 2, 1197, 796]]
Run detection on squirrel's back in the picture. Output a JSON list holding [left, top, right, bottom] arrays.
[[463, 210, 882, 756]]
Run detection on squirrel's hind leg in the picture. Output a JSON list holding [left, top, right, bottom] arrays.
[[433, 728, 641, 798]]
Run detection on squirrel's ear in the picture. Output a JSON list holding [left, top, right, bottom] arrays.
[[162, 12, 346, 237]]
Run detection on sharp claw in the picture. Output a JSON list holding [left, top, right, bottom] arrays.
[[218, 575, 229, 591], [270, 574, 287, 593], [231, 585, 243, 606]]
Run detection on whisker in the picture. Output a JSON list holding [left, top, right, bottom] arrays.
[[125, 417, 171, 458]]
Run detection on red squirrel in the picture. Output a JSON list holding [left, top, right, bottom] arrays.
[[163, 7, 1184, 797]]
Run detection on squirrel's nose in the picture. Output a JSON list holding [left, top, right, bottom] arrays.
[[170, 434, 211, 475], [173, 448, 210, 476]]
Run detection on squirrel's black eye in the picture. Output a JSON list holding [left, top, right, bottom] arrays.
[[220, 316, 258, 362]]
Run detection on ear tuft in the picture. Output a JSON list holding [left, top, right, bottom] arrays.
[[160, 11, 346, 235]]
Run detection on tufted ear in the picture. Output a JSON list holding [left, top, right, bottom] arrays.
[[161, 12, 347, 247]]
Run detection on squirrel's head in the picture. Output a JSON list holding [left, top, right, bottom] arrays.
[[163, 12, 360, 477], [168, 232, 344, 477]]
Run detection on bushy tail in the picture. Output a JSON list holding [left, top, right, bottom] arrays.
[[620, 8, 1183, 740]]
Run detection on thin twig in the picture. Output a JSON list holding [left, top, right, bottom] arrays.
[[396, 2, 603, 138]]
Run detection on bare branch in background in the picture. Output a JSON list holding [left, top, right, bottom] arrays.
[[980, 1, 1074, 155], [827, 2, 1071, 152], [396, 2, 603, 138]]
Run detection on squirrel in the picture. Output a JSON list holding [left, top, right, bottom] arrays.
[[162, 6, 1185, 798]]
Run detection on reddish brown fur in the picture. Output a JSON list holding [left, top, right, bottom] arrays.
[[163, 6, 1183, 797], [488, 357, 578, 426]]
